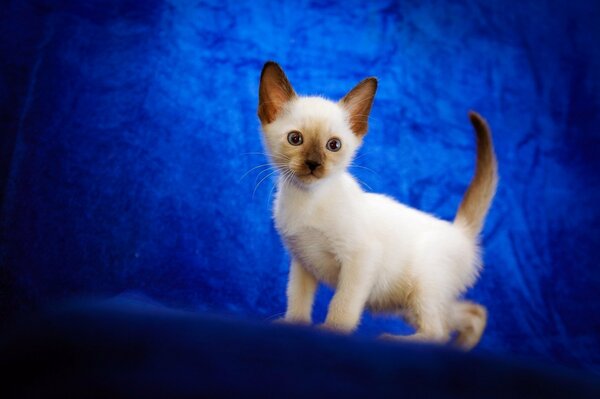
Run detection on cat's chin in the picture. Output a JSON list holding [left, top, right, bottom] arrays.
[[287, 172, 324, 189]]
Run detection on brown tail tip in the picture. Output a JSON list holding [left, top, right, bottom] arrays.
[[454, 110, 498, 239], [468, 111, 487, 130]]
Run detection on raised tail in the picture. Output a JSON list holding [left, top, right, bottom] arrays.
[[454, 111, 498, 239]]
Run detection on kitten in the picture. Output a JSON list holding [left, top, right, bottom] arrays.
[[257, 61, 498, 350]]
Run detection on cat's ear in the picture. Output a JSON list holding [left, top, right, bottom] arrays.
[[258, 61, 297, 124], [340, 77, 378, 137]]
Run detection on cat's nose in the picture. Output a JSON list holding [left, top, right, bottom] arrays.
[[305, 160, 321, 172]]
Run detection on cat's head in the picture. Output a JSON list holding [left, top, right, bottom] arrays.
[[258, 61, 377, 187]]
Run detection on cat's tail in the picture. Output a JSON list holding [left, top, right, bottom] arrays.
[[454, 111, 498, 239]]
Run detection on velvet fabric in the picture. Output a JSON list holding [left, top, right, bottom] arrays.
[[1, 0, 599, 378], [1, 297, 599, 398]]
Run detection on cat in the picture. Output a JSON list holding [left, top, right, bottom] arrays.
[[257, 61, 498, 350]]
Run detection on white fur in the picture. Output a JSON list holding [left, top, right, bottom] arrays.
[[264, 95, 485, 347]]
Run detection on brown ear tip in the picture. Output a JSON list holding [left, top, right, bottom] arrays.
[[367, 77, 378, 88], [264, 60, 279, 68], [261, 61, 282, 75]]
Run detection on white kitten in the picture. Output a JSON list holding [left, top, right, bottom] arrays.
[[258, 62, 498, 350]]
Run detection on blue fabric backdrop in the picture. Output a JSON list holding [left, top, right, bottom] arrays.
[[1, 0, 599, 374]]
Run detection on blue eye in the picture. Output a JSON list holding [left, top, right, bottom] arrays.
[[326, 138, 341, 152], [287, 131, 303, 145]]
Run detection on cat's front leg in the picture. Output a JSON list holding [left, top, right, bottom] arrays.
[[323, 253, 376, 332], [283, 258, 318, 324]]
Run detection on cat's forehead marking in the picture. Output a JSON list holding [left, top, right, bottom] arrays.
[[302, 119, 332, 140], [288, 96, 346, 129]]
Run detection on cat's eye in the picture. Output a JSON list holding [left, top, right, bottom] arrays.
[[326, 138, 342, 152], [287, 131, 303, 146]]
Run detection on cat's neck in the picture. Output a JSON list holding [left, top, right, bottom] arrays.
[[277, 171, 360, 202]]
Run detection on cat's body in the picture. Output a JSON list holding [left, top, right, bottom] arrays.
[[275, 174, 477, 314], [258, 62, 497, 349]]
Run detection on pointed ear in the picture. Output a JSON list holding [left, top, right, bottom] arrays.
[[258, 61, 296, 124], [339, 77, 378, 137]]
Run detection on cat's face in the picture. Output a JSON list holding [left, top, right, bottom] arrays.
[[258, 62, 377, 187], [261, 97, 360, 185]]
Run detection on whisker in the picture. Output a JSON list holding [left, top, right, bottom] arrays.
[[279, 169, 293, 191], [255, 165, 279, 181], [268, 151, 291, 161], [240, 160, 288, 183], [239, 163, 273, 182], [284, 169, 295, 187], [243, 151, 289, 160], [349, 164, 379, 176], [266, 169, 290, 209], [353, 151, 370, 160], [253, 170, 279, 199], [263, 312, 286, 322], [355, 177, 373, 191], [266, 182, 277, 208]]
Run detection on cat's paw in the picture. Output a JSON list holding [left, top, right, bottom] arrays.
[[378, 332, 402, 341], [315, 323, 349, 335]]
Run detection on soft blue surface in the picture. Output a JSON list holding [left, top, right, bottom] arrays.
[[2, 297, 599, 397], [1, 0, 599, 373]]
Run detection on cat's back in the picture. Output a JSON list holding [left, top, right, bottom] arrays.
[[363, 192, 444, 229], [361, 191, 472, 255]]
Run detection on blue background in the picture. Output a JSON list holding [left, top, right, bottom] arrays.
[[1, 0, 599, 374]]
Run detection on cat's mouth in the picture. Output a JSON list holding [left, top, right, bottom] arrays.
[[290, 168, 325, 184]]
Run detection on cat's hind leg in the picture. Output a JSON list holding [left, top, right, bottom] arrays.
[[379, 248, 457, 345], [380, 300, 487, 351], [379, 296, 451, 345]]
